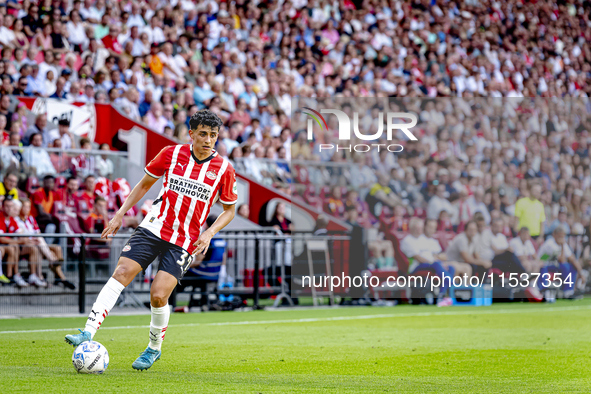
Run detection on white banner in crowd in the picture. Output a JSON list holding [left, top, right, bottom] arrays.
[[31, 98, 97, 141]]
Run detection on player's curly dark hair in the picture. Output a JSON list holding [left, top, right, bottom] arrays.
[[189, 109, 223, 132]]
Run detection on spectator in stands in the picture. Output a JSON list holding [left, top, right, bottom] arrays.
[[79, 174, 96, 210], [546, 206, 571, 236], [24, 113, 56, 147], [23, 133, 57, 176], [49, 138, 70, 173], [365, 173, 401, 217], [11, 103, 27, 136], [424, 219, 472, 277], [509, 227, 543, 274], [19, 198, 74, 289], [313, 215, 329, 237], [427, 182, 454, 221], [0, 171, 19, 200], [57, 118, 74, 150], [88, 196, 109, 236], [514, 183, 546, 243], [0, 114, 8, 143], [63, 176, 80, 216], [32, 174, 61, 232], [143, 102, 168, 134], [0, 200, 23, 287], [445, 220, 492, 276], [4, 198, 46, 287], [237, 204, 249, 220], [476, 215, 529, 276], [326, 186, 345, 218], [0, 132, 26, 175], [538, 226, 586, 297], [400, 218, 454, 306], [466, 188, 491, 225], [71, 137, 95, 178], [25, 64, 45, 97], [96, 143, 114, 178], [269, 202, 292, 234], [344, 205, 359, 227]]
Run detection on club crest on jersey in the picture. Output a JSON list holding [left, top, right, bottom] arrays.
[[206, 171, 217, 180]]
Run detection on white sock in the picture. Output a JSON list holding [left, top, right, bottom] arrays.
[[85, 278, 125, 337], [147, 304, 170, 351]]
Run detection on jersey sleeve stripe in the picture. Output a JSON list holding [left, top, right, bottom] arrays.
[[218, 199, 238, 205], [144, 168, 160, 179]]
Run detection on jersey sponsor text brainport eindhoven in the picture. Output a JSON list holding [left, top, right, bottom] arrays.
[[141, 144, 237, 254]]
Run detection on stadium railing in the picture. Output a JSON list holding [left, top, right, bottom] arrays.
[[170, 231, 294, 311], [0, 230, 310, 316], [0, 145, 131, 181]]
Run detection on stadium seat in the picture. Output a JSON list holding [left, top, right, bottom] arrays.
[[437, 219, 453, 232], [26, 177, 40, 195], [55, 176, 67, 190], [303, 185, 323, 210], [76, 200, 93, 232], [294, 166, 310, 185], [51, 201, 68, 221], [242, 268, 266, 288], [319, 186, 330, 200], [432, 231, 456, 251], [413, 207, 426, 219], [106, 196, 118, 220]]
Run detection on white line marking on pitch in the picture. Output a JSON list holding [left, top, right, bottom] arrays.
[[0, 304, 590, 335]]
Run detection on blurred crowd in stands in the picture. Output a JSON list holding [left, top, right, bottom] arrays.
[[292, 97, 591, 301], [0, 0, 590, 299], [0, 0, 590, 190]]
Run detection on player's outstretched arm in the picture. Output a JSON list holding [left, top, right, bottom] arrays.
[[193, 203, 236, 255], [101, 174, 160, 239]]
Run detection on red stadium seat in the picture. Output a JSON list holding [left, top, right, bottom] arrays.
[[432, 231, 456, 251], [294, 166, 310, 185], [242, 269, 265, 288], [106, 196, 118, 220], [303, 185, 323, 210], [413, 207, 426, 219], [437, 219, 453, 232], [378, 206, 395, 227], [55, 176, 67, 190], [26, 177, 40, 195], [51, 201, 68, 222], [76, 199, 93, 232]]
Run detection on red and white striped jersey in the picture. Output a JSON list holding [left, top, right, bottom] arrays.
[[140, 144, 237, 254]]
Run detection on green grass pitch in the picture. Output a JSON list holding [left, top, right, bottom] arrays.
[[1, 300, 591, 393]]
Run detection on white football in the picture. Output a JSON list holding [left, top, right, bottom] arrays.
[[72, 341, 109, 374]]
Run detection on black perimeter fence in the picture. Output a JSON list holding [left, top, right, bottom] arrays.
[[0, 231, 350, 316]]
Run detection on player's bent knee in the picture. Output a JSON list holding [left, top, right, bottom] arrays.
[[150, 292, 169, 307], [112, 258, 142, 286]]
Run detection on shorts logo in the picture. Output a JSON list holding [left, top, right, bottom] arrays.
[[206, 171, 217, 180], [122, 244, 131, 252]]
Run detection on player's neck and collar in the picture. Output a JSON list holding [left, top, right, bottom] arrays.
[[190, 144, 217, 164]]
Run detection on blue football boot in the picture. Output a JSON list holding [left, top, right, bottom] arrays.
[[132, 347, 161, 371], [65, 329, 92, 346]]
